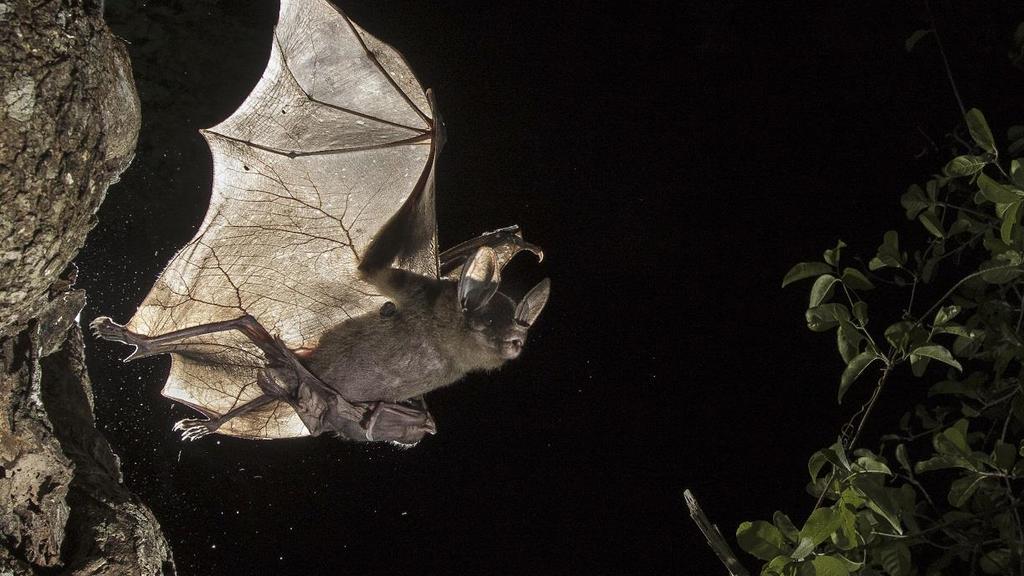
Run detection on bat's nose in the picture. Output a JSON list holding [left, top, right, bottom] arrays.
[[501, 337, 524, 359]]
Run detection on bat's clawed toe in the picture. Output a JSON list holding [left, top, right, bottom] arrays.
[[173, 418, 217, 442], [89, 316, 127, 342]]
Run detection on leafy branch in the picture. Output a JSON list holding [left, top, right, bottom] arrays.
[[728, 107, 1024, 575]]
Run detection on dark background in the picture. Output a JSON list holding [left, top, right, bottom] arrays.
[[79, 1, 1024, 574]]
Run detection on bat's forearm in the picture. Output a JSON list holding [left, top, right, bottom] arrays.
[[439, 225, 544, 278]]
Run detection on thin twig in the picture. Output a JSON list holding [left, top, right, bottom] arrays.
[[811, 366, 894, 514], [931, 203, 996, 223], [925, 0, 967, 117], [1014, 285, 1024, 334], [684, 489, 751, 576], [913, 264, 1021, 331], [848, 366, 894, 451], [897, 472, 937, 509], [1005, 477, 1024, 576]]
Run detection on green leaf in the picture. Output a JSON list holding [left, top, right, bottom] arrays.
[[993, 440, 1016, 471], [895, 444, 911, 474], [809, 443, 851, 481], [806, 304, 849, 332], [783, 262, 833, 287], [836, 321, 862, 364], [918, 210, 945, 238], [1012, 159, 1024, 188], [809, 274, 839, 308], [998, 249, 1023, 265], [763, 555, 794, 576], [884, 320, 915, 351], [933, 324, 975, 339], [965, 108, 996, 154], [980, 549, 1012, 575], [978, 173, 1021, 203], [839, 488, 864, 509], [915, 454, 977, 473], [1010, 126, 1024, 156], [928, 375, 982, 398], [854, 450, 892, 475], [894, 484, 919, 534], [979, 256, 1024, 284], [852, 301, 869, 326], [931, 419, 971, 458], [1000, 200, 1021, 244], [840, 267, 874, 290], [810, 555, 850, 576], [868, 230, 904, 270], [808, 451, 828, 481], [948, 473, 987, 507], [789, 508, 840, 560], [853, 477, 903, 534], [944, 154, 987, 177], [910, 344, 962, 371], [773, 511, 800, 543], [823, 240, 846, 266], [839, 352, 880, 403], [905, 28, 931, 52], [790, 537, 815, 561], [831, 506, 859, 551], [737, 521, 787, 561], [875, 542, 911, 576], [900, 184, 929, 219], [948, 215, 972, 236], [913, 358, 932, 377], [933, 305, 960, 326]]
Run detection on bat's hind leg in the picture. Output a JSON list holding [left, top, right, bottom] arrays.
[[172, 394, 278, 442], [89, 316, 162, 361], [90, 315, 291, 364]]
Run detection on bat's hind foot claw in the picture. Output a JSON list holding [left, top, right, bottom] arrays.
[[89, 316, 154, 362], [173, 418, 219, 442], [89, 316, 128, 342]]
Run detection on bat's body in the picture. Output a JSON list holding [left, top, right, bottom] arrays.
[[90, 0, 549, 445], [304, 282, 503, 403]]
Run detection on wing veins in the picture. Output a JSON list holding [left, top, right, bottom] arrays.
[[207, 131, 431, 158], [270, 30, 429, 135], [334, 9, 432, 126]]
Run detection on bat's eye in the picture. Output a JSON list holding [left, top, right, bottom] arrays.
[[486, 318, 494, 327]]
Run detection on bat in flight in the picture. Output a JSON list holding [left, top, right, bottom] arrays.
[[91, 0, 549, 446]]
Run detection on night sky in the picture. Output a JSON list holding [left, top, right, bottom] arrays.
[[79, 1, 1024, 574]]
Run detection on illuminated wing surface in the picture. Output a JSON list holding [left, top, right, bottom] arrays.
[[128, 0, 438, 438]]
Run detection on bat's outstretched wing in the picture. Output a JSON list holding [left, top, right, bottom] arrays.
[[127, 0, 439, 439]]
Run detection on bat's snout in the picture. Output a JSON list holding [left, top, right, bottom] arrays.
[[500, 337, 524, 359]]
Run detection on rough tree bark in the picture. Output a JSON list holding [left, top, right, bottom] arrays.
[[1, 1, 174, 574]]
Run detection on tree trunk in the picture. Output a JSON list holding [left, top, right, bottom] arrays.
[[0, 1, 174, 573]]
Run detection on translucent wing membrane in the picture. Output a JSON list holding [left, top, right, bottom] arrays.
[[128, 0, 437, 439]]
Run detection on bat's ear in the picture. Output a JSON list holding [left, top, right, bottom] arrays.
[[515, 278, 550, 327], [458, 247, 501, 312]]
